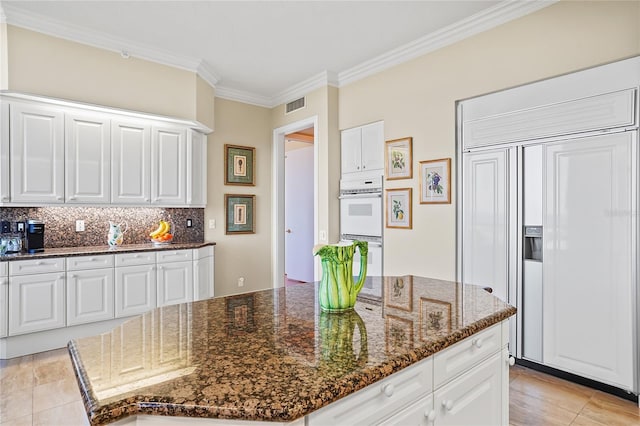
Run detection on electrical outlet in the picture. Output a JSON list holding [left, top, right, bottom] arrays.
[[186, 219, 193, 228], [75, 220, 85, 232], [16, 222, 25, 233], [209, 219, 216, 229], [237, 277, 245, 287]]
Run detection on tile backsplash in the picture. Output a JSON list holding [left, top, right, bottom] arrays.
[[0, 207, 204, 248]]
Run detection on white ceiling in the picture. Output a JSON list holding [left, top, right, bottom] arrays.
[[0, 1, 554, 107]]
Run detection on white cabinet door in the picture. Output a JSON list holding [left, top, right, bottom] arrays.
[[111, 120, 151, 204], [462, 148, 512, 303], [0, 276, 7, 338], [193, 255, 214, 301], [360, 121, 384, 171], [10, 102, 65, 203], [157, 261, 193, 307], [0, 102, 9, 204], [379, 394, 434, 426], [433, 352, 503, 426], [187, 130, 207, 207], [151, 126, 186, 205], [543, 132, 634, 390], [115, 264, 156, 318], [9, 272, 65, 335], [341, 127, 362, 174], [65, 112, 111, 203], [67, 268, 114, 326]]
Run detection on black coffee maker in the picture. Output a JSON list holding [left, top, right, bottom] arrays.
[[25, 219, 45, 253]]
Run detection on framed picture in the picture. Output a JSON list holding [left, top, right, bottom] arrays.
[[225, 144, 255, 186], [420, 158, 451, 204], [384, 276, 413, 312], [386, 188, 412, 229], [419, 297, 452, 341], [385, 315, 414, 353], [225, 194, 255, 234], [385, 137, 413, 180], [226, 294, 256, 335]]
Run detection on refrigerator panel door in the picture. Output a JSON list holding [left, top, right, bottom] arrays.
[[543, 132, 635, 391]]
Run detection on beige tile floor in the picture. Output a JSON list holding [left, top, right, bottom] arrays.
[[1, 349, 638, 426]]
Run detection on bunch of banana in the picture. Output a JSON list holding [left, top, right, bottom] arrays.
[[150, 220, 172, 242]]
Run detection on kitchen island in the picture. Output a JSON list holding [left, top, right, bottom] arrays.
[[68, 276, 516, 425]]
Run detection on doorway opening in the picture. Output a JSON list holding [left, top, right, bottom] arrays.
[[272, 116, 319, 288]]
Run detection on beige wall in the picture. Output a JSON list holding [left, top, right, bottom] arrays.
[[338, 0, 640, 280], [207, 98, 272, 296], [6, 25, 198, 119]]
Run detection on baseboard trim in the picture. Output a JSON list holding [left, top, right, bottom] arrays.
[[515, 358, 638, 403]]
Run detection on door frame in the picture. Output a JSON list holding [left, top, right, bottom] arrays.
[[272, 116, 319, 288]]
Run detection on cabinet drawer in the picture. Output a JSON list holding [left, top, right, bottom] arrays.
[[308, 357, 433, 426], [433, 323, 502, 388], [0, 262, 7, 277], [192, 245, 214, 260], [9, 258, 65, 276], [67, 255, 114, 271], [115, 252, 155, 267], [156, 249, 192, 263], [378, 394, 434, 426]]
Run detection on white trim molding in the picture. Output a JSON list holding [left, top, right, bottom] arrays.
[[214, 86, 273, 108]]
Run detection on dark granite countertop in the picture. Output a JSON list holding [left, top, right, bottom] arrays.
[[68, 276, 516, 425], [0, 242, 216, 262]]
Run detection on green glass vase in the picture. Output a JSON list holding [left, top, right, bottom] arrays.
[[313, 241, 368, 312]]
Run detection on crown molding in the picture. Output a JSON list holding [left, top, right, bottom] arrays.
[[215, 86, 272, 108], [271, 70, 339, 108], [196, 61, 220, 88], [338, 0, 558, 87]]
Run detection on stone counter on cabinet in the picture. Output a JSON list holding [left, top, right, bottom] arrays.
[[68, 276, 517, 426]]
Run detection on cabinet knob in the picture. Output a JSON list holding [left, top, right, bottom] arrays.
[[382, 383, 395, 397], [472, 338, 483, 349], [69, 196, 76, 201], [424, 409, 436, 422], [509, 356, 516, 366], [442, 400, 454, 411], [356, 166, 360, 170], [362, 165, 366, 169], [145, 198, 150, 202], [57, 196, 63, 201], [1, 196, 9, 201]]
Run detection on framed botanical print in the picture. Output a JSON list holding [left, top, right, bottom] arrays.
[[419, 297, 452, 340], [385, 137, 413, 180], [384, 276, 413, 312], [420, 158, 451, 204], [226, 294, 256, 335], [225, 194, 256, 234], [385, 315, 414, 353], [225, 144, 255, 186], [386, 187, 412, 229]]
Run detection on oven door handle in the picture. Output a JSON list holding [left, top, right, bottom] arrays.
[[339, 193, 382, 199]]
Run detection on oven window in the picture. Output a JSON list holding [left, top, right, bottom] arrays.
[[349, 204, 373, 216]]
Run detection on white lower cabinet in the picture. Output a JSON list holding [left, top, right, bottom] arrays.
[[433, 352, 503, 426], [9, 272, 66, 335], [157, 261, 193, 307], [193, 246, 214, 301], [115, 264, 157, 318], [67, 268, 115, 326], [0, 273, 7, 338]]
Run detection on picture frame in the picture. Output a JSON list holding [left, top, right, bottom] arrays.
[[384, 276, 413, 312], [225, 194, 256, 234], [385, 137, 413, 180], [385, 315, 414, 353], [420, 158, 451, 204], [419, 297, 452, 341], [386, 188, 412, 229], [225, 144, 255, 186], [226, 294, 256, 335]]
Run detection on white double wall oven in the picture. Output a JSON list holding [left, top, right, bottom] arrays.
[[457, 56, 640, 397]]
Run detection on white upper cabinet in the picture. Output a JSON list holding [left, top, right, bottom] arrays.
[[151, 125, 187, 205], [0, 92, 211, 207], [341, 121, 384, 175], [10, 101, 65, 203], [0, 103, 9, 204], [111, 120, 152, 205], [65, 112, 111, 203], [187, 130, 207, 207]]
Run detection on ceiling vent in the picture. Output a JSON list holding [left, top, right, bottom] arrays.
[[285, 97, 306, 114]]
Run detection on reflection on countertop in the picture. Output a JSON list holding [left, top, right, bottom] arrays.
[[68, 276, 516, 425]]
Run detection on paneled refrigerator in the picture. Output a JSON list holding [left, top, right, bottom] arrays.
[[458, 56, 639, 398]]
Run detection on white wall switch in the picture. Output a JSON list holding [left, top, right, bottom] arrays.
[[319, 230, 327, 241], [237, 277, 245, 287], [209, 219, 216, 229], [75, 220, 85, 232]]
